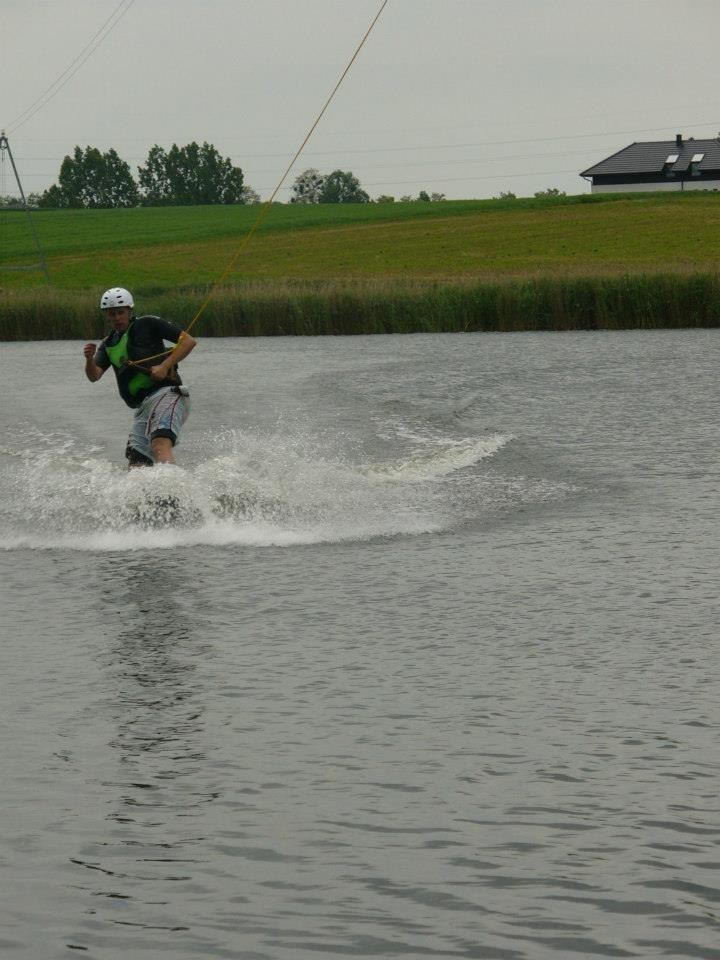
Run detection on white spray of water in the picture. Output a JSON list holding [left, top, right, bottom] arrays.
[[0, 428, 514, 552]]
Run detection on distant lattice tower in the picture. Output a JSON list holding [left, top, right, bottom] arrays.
[[0, 131, 49, 281]]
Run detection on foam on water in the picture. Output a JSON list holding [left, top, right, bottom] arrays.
[[364, 433, 509, 482], [0, 427, 519, 552]]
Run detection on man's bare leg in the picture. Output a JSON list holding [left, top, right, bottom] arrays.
[[151, 437, 176, 465]]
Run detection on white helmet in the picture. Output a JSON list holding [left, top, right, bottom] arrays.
[[100, 287, 134, 310]]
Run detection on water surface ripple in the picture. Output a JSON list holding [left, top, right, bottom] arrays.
[[1, 331, 718, 959]]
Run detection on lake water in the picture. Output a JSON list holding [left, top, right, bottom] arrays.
[[1, 330, 718, 960]]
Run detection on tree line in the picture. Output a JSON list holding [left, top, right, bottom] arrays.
[[34, 142, 258, 208], [289, 167, 445, 205], [1, 142, 446, 209]]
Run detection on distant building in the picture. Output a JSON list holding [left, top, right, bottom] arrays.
[[581, 134, 720, 193]]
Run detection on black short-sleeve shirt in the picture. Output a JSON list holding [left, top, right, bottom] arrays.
[[95, 314, 185, 408]]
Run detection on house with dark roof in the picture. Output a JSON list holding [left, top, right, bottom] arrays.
[[580, 134, 720, 193]]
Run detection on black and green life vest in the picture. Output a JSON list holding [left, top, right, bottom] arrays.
[[100, 315, 183, 409], [105, 326, 155, 398]]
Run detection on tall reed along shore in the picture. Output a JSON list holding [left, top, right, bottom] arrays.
[[2, 193, 720, 338], [3, 274, 720, 340]]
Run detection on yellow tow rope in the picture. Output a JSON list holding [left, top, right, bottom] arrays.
[[130, 0, 389, 368]]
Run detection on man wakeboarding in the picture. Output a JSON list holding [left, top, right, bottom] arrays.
[[83, 287, 197, 467]]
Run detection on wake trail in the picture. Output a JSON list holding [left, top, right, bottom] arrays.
[[0, 425, 515, 552]]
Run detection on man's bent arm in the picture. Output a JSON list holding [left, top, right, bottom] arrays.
[[150, 331, 197, 380], [83, 343, 105, 382]]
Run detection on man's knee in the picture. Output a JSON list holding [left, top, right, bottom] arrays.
[[150, 428, 177, 446]]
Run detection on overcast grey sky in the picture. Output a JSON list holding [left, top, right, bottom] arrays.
[[2, 0, 719, 201]]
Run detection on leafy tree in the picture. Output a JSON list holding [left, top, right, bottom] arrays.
[[291, 168, 369, 204], [291, 168, 325, 204], [39, 146, 138, 208], [495, 191, 517, 200], [138, 141, 245, 205], [240, 185, 261, 205], [534, 187, 566, 198], [318, 170, 369, 204], [397, 191, 446, 203], [375, 194, 395, 203], [38, 185, 66, 208], [137, 145, 171, 206]]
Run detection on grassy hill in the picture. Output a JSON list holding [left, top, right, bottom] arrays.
[[2, 192, 720, 337]]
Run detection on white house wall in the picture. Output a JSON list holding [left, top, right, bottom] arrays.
[[591, 180, 720, 193]]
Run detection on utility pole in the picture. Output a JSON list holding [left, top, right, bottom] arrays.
[[0, 131, 50, 282]]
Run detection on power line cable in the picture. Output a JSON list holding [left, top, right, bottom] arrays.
[[13, 117, 720, 154], [6, 0, 136, 135], [245, 168, 583, 194]]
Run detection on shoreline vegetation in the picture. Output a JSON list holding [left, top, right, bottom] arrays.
[[3, 274, 720, 340], [2, 193, 720, 338]]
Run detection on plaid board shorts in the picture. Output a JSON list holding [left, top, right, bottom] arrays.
[[126, 386, 190, 462]]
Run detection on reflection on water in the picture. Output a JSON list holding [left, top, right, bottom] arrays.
[[68, 554, 219, 950]]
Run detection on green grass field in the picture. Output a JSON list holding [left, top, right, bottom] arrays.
[[2, 192, 720, 336]]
